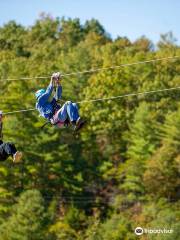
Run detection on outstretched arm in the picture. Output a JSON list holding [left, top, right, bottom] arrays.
[[54, 81, 62, 101], [38, 78, 54, 104], [52, 72, 62, 101], [54, 85, 62, 101]]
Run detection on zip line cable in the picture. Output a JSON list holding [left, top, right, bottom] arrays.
[[2, 55, 180, 115], [3, 108, 36, 115], [3, 86, 180, 115], [62, 55, 180, 77], [77, 86, 180, 104], [0, 56, 179, 82]]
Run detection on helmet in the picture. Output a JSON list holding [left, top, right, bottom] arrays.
[[35, 89, 46, 99]]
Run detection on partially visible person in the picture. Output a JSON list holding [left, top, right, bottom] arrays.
[[0, 111, 22, 162]]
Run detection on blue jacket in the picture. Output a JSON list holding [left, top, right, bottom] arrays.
[[36, 83, 62, 120]]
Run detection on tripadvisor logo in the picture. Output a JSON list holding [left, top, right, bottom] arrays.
[[135, 227, 143, 235], [134, 226, 173, 235]]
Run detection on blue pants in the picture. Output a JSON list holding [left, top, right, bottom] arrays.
[[52, 101, 79, 126]]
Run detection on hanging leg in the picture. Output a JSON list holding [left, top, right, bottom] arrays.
[[52, 101, 86, 131], [0, 142, 22, 162], [55, 101, 79, 123], [51, 102, 69, 128], [66, 102, 80, 122], [66, 102, 86, 131]]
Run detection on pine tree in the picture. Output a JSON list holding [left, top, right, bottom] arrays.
[[0, 190, 47, 240], [143, 107, 180, 200], [120, 102, 157, 204]]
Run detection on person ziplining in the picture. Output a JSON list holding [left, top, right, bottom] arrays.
[[0, 111, 22, 162], [35, 72, 86, 131]]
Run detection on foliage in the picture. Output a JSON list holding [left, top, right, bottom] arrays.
[[0, 15, 180, 239], [0, 190, 46, 240]]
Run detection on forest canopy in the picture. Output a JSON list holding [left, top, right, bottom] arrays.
[[0, 15, 180, 239]]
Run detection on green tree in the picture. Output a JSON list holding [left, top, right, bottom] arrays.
[[0, 190, 46, 240], [119, 102, 158, 204], [144, 107, 180, 200]]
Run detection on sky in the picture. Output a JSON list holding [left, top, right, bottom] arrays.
[[0, 0, 180, 44]]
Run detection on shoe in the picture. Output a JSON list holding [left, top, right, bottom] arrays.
[[13, 151, 23, 163], [74, 118, 86, 132]]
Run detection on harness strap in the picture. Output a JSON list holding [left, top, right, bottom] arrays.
[[40, 118, 70, 129]]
